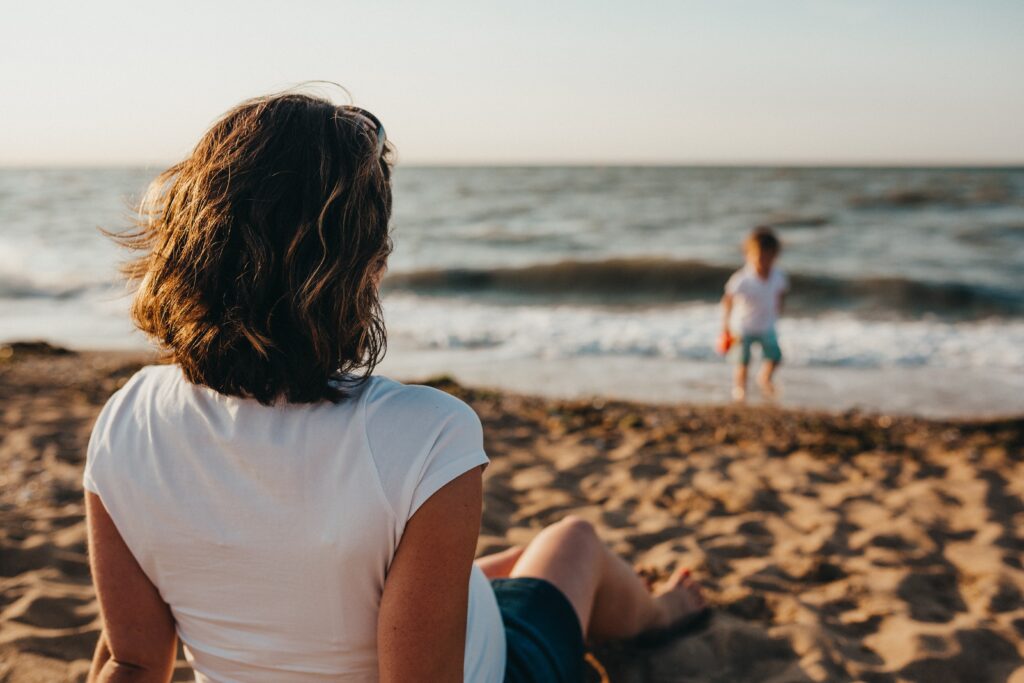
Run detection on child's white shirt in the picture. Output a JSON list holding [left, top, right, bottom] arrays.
[[725, 265, 788, 335]]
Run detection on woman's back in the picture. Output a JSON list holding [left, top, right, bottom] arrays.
[[85, 365, 504, 682], [82, 91, 706, 683]]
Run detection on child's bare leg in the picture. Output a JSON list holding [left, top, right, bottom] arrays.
[[509, 516, 705, 643], [475, 545, 524, 579], [733, 364, 748, 401], [758, 361, 778, 397]]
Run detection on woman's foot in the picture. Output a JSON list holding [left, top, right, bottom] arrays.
[[650, 566, 708, 632], [634, 563, 659, 590], [731, 385, 746, 402]]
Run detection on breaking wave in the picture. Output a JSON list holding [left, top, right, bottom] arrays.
[[384, 258, 1023, 319]]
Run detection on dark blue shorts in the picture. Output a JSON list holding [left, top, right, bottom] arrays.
[[491, 578, 585, 683]]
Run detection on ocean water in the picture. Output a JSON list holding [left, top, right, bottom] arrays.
[[2, 166, 1023, 415]]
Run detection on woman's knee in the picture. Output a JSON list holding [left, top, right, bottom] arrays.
[[516, 516, 603, 572], [545, 516, 600, 554], [511, 516, 606, 631]]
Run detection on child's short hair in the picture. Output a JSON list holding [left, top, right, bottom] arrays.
[[745, 226, 781, 255], [114, 91, 394, 405]]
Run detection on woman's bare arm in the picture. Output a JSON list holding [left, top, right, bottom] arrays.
[[86, 492, 178, 683], [378, 467, 483, 683]]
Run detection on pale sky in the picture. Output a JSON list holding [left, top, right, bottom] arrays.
[[2, 0, 1022, 166]]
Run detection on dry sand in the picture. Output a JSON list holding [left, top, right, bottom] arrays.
[[1, 344, 1022, 682]]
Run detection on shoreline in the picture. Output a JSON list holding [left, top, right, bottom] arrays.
[[380, 348, 1024, 422], [1, 346, 1023, 681], [4, 340, 1023, 422]]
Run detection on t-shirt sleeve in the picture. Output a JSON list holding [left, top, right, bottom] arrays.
[[363, 381, 489, 542], [776, 269, 789, 293], [83, 372, 143, 496], [725, 271, 744, 295], [406, 403, 487, 516], [83, 421, 104, 495]]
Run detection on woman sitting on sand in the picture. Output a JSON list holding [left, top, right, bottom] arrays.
[[84, 90, 706, 683]]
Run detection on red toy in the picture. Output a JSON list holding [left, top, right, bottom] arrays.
[[715, 330, 735, 356]]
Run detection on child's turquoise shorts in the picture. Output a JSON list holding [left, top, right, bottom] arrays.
[[736, 330, 782, 365]]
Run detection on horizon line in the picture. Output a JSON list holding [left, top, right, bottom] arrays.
[[2, 160, 1023, 171]]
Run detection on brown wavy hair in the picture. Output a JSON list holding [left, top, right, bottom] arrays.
[[115, 91, 394, 404]]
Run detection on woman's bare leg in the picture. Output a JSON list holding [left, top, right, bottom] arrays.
[[508, 516, 705, 643], [475, 545, 525, 579]]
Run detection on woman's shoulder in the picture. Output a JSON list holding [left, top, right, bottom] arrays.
[[365, 375, 471, 405], [85, 364, 183, 489], [363, 375, 479, 423], [111, 363, 185, 397], [97, 368, 480, 434], [87, 364, 187, 452], [360, 376, 487, 525], [94, 364, 176, 418]]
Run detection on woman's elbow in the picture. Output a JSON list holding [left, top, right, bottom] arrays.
[[93, 657, 169, 683]]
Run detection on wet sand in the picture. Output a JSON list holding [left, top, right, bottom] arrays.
[[1, 344, 1022, 682]]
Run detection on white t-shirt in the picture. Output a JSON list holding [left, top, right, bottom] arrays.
[[725, 265, 788, 335], [84, 365, 506, 683]]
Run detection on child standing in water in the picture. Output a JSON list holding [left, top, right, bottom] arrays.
[[721, 227, 788, 401]]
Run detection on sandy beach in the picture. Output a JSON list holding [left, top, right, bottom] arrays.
[[1, 343, 1022, 682]]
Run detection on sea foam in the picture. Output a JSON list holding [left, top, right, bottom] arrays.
[[383, 295, 1024, 371]]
